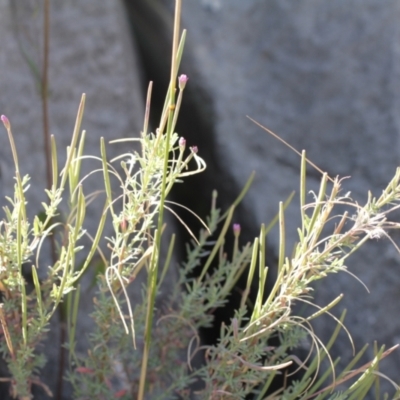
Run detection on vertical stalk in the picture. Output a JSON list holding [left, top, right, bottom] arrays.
[[40, 1, 66, 398], [42, 0, 51, 191], [300, 150, 306, 234], [137, 1, 182, 399], [278, 201, 285, 273]]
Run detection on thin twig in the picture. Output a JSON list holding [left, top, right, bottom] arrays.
[[40, 1, 66, 399]]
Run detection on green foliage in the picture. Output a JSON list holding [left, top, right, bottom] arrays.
[[1, 1, 400, 399]]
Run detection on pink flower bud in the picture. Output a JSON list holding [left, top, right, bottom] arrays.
[[120, 218, 127, 232], [178, 74, 189, 90], [179, 137, 186, 148], [1, 115, 10, 130], [233, 224, 241, 236], [191, 146, 198, 154]]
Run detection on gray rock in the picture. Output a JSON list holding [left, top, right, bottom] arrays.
[[1, 0, 400, 398]]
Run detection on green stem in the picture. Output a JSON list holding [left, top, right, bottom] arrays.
[[137, 1, 182, 399]]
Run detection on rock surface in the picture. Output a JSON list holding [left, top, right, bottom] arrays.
[[1, 0, 400, 398]]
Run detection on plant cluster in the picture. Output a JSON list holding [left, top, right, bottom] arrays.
[[0, 1, 400, 399]]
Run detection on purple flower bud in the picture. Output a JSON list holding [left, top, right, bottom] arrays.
[[191, 146, 198, 154], [178, 74, 189, 90], [1, 115, 10, 130], [179, 137, 186, 148], [233, 223, 241, 236]]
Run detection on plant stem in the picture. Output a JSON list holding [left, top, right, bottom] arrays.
[[137, 1, 182, 399], [42, 0, 51, 192], [40, 1, 66, 398]]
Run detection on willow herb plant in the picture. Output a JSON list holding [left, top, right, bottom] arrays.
[[1, 0, 400, 399]]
